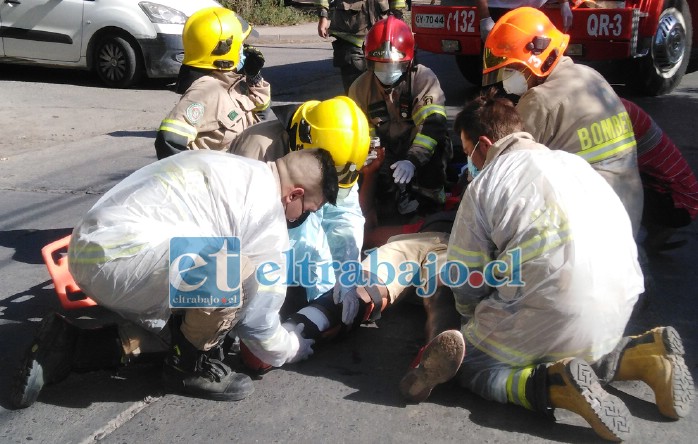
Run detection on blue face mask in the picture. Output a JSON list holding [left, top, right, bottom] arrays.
[[235, 46, 246, 72], [467, 141, 481, 179], [467, 156, 480, 179]]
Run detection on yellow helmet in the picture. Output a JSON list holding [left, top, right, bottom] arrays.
[[182, 7, 253, 71], [289, 96, 370, 188]]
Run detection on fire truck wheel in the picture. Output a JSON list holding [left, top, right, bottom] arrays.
[[628, 0, 693, 96], [455, 54, 483, 87]]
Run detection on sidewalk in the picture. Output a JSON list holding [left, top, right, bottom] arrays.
[[247, 21, 323, 45]]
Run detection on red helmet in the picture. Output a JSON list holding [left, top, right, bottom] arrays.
[[364, 16, 414, 83]]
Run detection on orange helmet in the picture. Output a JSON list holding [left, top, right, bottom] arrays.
[[482, 7, 570, 85]]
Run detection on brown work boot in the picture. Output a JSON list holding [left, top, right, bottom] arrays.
[[399, 330, 465, 403], [614, 326, 694, 419], [548, 358, 631, 442]]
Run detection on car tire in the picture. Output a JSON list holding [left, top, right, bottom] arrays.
[[627, 0, 693, 96], [455, 54, 483, 87], [93, 34, 143, 88]]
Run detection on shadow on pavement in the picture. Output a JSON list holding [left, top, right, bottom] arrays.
[[0, 228, 74, 265]]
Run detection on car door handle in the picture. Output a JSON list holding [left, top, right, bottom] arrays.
[[4, 0, 22, 4]]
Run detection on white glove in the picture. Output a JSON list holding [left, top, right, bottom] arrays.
[[390, 160, 416, 184], [284, 323, 315, 364], [333, 284, 361, 325], [561, 2, 573, 31], [364, 150, 379, 167], [480, 17, 495, 42]]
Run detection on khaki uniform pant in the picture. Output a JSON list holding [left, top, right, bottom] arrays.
[[119, 255, 257, 353]]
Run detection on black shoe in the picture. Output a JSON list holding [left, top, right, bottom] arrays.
[[10, 312, 79, 409], [162, 340, 254, 401]]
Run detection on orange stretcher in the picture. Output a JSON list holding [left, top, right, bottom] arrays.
[[41, 235, 97, 310]]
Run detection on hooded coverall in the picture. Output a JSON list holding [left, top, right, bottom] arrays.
[[68, 151, 300, 366], [155, 71, 270, 159], [447, 132, 643, 405], [349, 64, 452, 209], [516, 56, 643, 236], [229, 119, 365, 303]]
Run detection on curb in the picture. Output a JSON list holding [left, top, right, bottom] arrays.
[[247, 22, 322, 45], [247, 34, 325, 45]]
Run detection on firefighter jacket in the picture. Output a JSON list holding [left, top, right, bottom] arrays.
[[447, 132, 643, 366], [516, 56, 643, 235], [68, 151, 299, 367], [155, 70, 270, 159], [306, 0, 406, 47], [229, 119, 365, 301], [348, 64, 449, 168]]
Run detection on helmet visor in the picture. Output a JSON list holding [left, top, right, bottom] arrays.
[[367, 60, 410, 75], [337, 163, 360, 188], [237, 14, 258, 40], [482, 47, 510, 85]]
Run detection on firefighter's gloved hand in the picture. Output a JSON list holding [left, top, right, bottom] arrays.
[[284, 322, 315, 364], [391, 160, 416, 184], [242, 45, 265, 79], [333, 284, 361, 325], [480, 16, 495, 41], [561, 2, 573, 31], [364, 150, 379, 167]]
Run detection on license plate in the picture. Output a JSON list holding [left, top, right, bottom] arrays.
[[415, 14, 445, 29]]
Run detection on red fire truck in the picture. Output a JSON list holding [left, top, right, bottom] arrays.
[[411, 0, 696, 96]]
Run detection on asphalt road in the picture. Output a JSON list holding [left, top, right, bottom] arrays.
[[1, 42, 698, 443]]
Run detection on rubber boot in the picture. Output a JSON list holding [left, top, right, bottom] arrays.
[[547, 358, 631, 442], [614, 326, 694, 419], [162, 318, 254, 401], [10, 312, 79, 409], [399, 330, 465, 403]]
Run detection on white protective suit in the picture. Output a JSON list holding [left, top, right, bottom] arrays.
[[68, 151, 298, 366], [447, 132, 643, 366]]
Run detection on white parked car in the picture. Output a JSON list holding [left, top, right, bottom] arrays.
[[0, 0, 221, 88]]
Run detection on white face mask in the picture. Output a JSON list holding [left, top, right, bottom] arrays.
[[502, 69, 529, 96], [375, 70, 403, 86]]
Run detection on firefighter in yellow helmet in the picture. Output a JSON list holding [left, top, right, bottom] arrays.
[[230, 96, 370, 319], [482, 7, 643, 238], [154, 6, 271, 159]]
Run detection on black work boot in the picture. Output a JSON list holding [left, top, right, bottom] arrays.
[[10, 312, 79, 409], [162, 321, 254, 401]]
